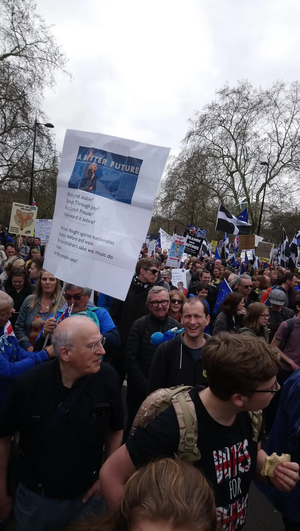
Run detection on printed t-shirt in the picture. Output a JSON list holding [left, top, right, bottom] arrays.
[[126, 386, 257, 531], [275, 316, 300, 369]]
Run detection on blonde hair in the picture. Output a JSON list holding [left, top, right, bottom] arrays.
[[28, 270, 63, 313], [67, 459, 216, 531]]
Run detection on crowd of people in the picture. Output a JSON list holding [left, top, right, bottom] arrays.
[[0, 228, 300, 531]]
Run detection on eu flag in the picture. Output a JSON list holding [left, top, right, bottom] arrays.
[[213, 279, 232, 315]]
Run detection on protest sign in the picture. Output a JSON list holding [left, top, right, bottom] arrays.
[[239, 235, 255, 250], [184, 225, 207, 257], [44, 130, 170, 300], [9, 203, 37, 237], [256, 241, 274, 259], [159, 228, 172, 252], [171, 269, 187, 293], [166, 234, 186, 268], [35, 219, 52, 245], [211, 240, 218, 253], [148, 240, 156, 257]]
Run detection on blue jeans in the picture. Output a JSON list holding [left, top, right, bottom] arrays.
[[14, 483, 106, 531]]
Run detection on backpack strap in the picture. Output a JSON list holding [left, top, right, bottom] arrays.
[[248, 409, 263, 442], [172, 390, 201, 462]]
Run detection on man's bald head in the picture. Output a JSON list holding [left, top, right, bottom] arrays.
[[52, 316, 99, 357], [0, 291, 13, 310]]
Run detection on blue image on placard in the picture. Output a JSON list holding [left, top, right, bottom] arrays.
[[68, 147, 143, 205]]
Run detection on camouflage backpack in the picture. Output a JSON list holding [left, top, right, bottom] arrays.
[[130, 385, 263, 463]]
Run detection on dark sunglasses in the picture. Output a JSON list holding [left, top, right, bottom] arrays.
[[170, 299, 183, 305], [145, 269, 160, 275], [64, 293, 85, 301], [249, 381, 280, 394]]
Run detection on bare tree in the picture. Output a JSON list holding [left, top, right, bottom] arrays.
[[0, 0, 69, 211], [156, 81, 300, 238]]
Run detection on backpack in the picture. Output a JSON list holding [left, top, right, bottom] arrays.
[[130, 385, 263, 463], [278, 318, 294, 352]]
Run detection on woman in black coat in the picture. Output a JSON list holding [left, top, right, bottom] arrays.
[[212, 292, 245, 336], [4, 268, 33, 327]]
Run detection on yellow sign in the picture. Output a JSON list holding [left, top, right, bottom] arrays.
[[211, 241, 218, 253], [9, 202, 38, 236]]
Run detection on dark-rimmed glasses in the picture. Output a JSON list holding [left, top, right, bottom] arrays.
[[148, 300, 169, 308], [249, 381, 280, 394], [145, 269, 160, 275]]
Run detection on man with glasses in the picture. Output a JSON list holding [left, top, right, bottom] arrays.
[[101, 334, 299, 530], [36, 284, 120, 355], [236, 273, 257, 308], [109, 257, 168, 386], [0, 316, 123, 530], [124, 286, 181, 439]]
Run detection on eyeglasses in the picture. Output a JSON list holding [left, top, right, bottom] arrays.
[[88, 337, 106, 352], [64, 293, 85, 301], [260, 314, 269, 319], [148, 300, 169, 308], [170, 299, 183, 305], [145, 269, 160, 275], [242, 285, 252, 289], [249, 380, 280, 394]]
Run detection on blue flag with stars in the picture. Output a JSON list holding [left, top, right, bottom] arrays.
[[237, 208, 248, 223], [213, 279, 232, 315]]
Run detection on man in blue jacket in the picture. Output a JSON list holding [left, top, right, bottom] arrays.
[[0, 292, 52, 406]]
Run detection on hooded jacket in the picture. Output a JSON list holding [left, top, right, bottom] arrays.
[[147, 332, 210, 395]]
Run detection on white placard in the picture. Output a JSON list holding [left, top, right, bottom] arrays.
[[159, 228, 172, 252], [44, 130, 170, 300], [166, 234, 186, 269], [171, 269, 187, 292], [148, 240, 156, 257], [9, 203, 38, 237], [35, 219, 52, 245]]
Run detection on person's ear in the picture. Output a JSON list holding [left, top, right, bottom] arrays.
[[231, 393, 246, 408], [59, 346, 70, 362]]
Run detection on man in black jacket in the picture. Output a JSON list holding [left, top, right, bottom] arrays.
[[124, 286, 181, 439], [109, 257, 168, 385], [147, 298, 210, 394]]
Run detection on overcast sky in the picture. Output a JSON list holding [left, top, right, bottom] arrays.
[[37, 0, 300, 156]]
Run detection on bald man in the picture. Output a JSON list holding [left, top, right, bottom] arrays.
[[0, 316, 123, 531]]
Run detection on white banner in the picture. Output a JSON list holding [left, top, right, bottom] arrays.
[[9, 203, 38, 236], [35, 219, 52, 245], [159, 228, 172, 252], [44, 130, 170, 300], [166, 234, 186, 269]]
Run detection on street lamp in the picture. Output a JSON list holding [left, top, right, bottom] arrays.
[[257, 161, 269, 236], [29, 119, 55, 205]]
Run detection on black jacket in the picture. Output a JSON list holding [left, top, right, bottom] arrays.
[[125, 312, 181, 397], [212, 311, 243, 336], [109, 275, 168, 348], [147, 332, 210, 395]]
